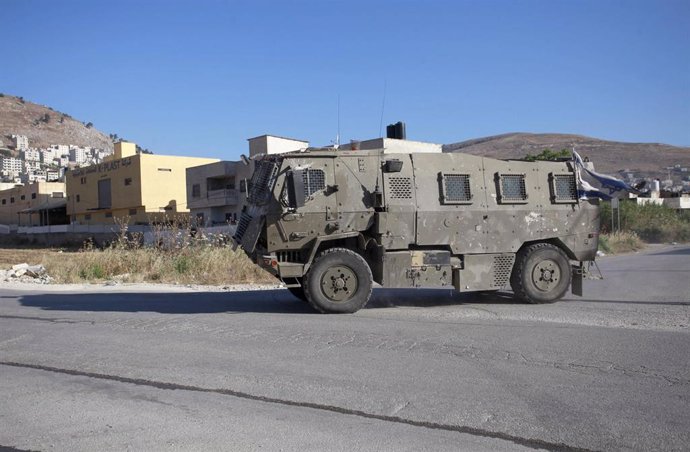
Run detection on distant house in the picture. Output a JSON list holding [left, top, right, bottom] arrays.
[[0, 181, 67, 226], [187, 135, 309, 228], [66, 142, 217, 225]]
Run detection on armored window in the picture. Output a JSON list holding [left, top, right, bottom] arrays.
[[388, 177, 413, 199], [497, 173, 528, 203], [303, 169, 325, 197], [550, 173, 577, 203], [441, 173, 472, 204], [192, 184, 201, 198]]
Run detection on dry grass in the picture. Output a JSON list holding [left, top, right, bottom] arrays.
[[598, 232, 645, 254], [0, 246, 274, 285], [0, 216, 276, 286]]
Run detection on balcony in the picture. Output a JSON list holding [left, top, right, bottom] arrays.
[[189, 188, 240, 209]]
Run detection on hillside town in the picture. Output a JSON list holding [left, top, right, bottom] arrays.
[[1, 134, 112, 184]]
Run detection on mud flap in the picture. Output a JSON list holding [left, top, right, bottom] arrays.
[[571, 263, 583, 297]]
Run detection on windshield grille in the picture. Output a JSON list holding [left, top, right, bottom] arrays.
[[233, 211, 252, 243], [248, 159, 279, 205]]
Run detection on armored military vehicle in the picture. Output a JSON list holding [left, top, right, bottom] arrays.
[[234, 146, 600, 313]]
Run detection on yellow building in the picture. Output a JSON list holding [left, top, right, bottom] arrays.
[[0, 181, 67, 226], [66, 142, 218, 224]]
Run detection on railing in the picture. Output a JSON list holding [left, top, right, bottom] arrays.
[[188, 188, 240, 208]]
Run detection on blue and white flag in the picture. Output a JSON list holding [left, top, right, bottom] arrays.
[[572, 150, 639, 200]]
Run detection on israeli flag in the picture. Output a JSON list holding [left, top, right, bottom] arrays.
[[572, 150, 639, 200]]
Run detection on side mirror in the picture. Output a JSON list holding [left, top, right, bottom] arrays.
[[287, 169, 306, 208]]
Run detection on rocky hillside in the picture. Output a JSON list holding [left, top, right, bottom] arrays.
[[444, 133, 690, 182], [0, 94, 113, 153]]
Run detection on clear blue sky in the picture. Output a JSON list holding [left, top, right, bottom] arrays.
[[2, 0, 689, 159]]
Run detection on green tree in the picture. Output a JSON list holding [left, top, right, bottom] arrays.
[[524, 148, 571, 161]]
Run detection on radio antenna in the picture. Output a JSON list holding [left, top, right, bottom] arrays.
[[378, 79, 387, 137], [337, 94, 341, 147]]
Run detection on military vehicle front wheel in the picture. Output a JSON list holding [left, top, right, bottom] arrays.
[[304, 248, 373, 314], [511, 243, 571, 304]]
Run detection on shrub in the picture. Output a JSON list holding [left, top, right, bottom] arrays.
[[600, 201, 690, 243]]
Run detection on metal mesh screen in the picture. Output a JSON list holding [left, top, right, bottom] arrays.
[[492, 254, 515, 287], [233, 212, 253, 242], [553, 174, 577, 201], [443, 174, 472, 202], [302, 169, 325, 197], [388, 177, 412, 199], [248, 160, 279, 204], [500, 174, 527, 201]]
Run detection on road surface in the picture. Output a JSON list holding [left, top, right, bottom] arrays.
[[1, 244, 689, 451]]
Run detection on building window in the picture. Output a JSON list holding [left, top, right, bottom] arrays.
[[10, 197, 14, 204], [20, 195, 25, 200], [129, 208, 137, 215], [240, 180, 246, 193], [105, 212, 113, 218], [496, 173, 528, 203], [1, 199, 5, 205], [192, 184, 201, 198], [84, 214, 91, 221], [124, 178, 132, 186], [80, 177, 87, 184], [158, 168, 172, 172], [31, 193, 36, 199], [76, 194, 81, 202]]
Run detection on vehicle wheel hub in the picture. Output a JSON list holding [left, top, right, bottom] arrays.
[[321, 266, 358, 302], [532, 260, 560, 291]]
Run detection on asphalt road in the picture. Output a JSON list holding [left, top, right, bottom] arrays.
[[1, 244, 689, 452]]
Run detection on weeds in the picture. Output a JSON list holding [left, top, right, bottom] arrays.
[[600, 202, 690, 243], [598, 231, 644, 254], [35, 214, 274, 285]]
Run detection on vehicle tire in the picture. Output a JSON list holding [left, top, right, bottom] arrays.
[[287, 285, 307, 302], [510, 243, 571, 304], [304, 247, 373, 314]]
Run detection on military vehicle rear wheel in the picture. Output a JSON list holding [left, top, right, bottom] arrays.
[[511, 243, 571, 304], [304, 248, 373, 314]]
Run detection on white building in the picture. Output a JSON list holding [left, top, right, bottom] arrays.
[[69, 147, 88, 164], [46, 169, 60, 181], [40, 149, 57, 163], [20, 149, 41, 162], [1, 157, 23, 175], [12, 135, 28, 151], [23, 160, 41, 172], [49, 144, 69, 155], [248, 135, 309, 157]]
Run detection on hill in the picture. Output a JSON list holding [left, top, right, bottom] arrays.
[[0, 94, 113, 153], [444, 133, 690, 182]]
